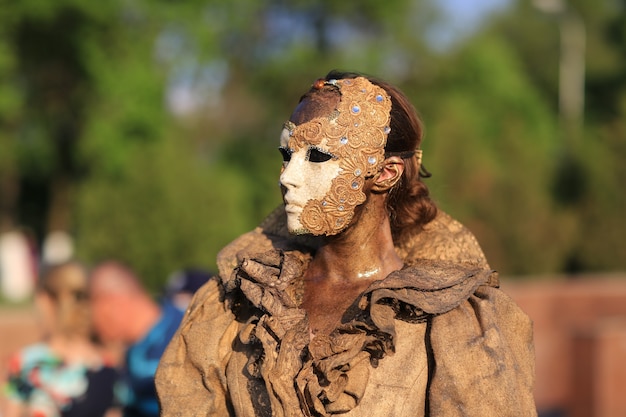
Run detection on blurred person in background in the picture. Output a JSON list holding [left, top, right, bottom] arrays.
[[0, 229, 37, 303], [163, 268, 213, 313], [89, 261, 184, 417], [1, 260, 122, 417]]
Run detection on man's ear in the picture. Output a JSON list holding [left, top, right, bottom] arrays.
[[372, 156, 404, 192]]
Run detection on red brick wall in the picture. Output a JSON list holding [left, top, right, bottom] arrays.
[[504, 273, 626, 417]]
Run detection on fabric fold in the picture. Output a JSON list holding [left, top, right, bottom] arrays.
[[225, 249, 502, 416], [155, 209, 536, 417]]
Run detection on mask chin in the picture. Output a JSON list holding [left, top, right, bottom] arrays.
[[299, 194, 356, 236]]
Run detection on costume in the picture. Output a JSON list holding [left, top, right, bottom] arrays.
[[124, 300, 184, 417], [4, 343, 120, 417], [156, 208, 537, 416]]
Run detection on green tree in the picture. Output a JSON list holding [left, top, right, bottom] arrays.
[[416, 35, 565, 275], [2, 0, 625, 291], [487, 0, 626, 273]]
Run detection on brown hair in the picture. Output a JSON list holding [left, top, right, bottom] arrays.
[[38, 260, 91, 338], [293, 70, 438, 244]]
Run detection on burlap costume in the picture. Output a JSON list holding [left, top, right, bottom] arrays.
[[155, 208, 536, 416]]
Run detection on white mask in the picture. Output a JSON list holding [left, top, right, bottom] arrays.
[[279, 77, 392, 236]]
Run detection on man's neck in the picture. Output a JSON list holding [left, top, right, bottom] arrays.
[[307, 193, 402, 285]]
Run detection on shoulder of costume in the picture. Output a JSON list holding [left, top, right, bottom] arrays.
[[397, 210, 491, 266], [396, 210, 498, 287], [216, 206, 497, 286]]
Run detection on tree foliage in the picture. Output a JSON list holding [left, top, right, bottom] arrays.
[[1, 0, 624, 290]]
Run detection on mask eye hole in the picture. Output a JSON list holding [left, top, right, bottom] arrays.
[[307, 147, 334, 163], [279, 147, 292, 162]]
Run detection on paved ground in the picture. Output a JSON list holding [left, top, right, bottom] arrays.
[[0, 305, 40, 410]]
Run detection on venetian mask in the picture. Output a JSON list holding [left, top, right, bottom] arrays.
[[279, 77, 392, 236]]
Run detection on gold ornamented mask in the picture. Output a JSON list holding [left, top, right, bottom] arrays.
[[280, 77, 392, 236]]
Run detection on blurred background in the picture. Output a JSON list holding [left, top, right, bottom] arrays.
[[0, 0, 624, 415]]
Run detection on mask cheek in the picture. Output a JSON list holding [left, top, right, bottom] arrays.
[[299, 173, 366, 236]]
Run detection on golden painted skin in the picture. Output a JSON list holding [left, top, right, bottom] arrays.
[[278, 77, 404, 337]]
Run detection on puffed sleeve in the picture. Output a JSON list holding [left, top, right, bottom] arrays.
[[428, 285, 537, 416], [155, 278, 239, 416]]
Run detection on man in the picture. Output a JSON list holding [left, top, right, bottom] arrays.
[[156, 72, 536, 416], [90, 261, 184, 417]]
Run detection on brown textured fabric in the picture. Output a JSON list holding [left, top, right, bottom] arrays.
[[156, 208, 536, 416]]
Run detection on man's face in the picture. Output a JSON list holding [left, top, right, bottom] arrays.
[[278, 77, 392, 236], [90, 293, 124, 344]]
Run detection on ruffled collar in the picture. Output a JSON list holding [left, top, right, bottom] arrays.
[[222, 248, 496, 416]]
